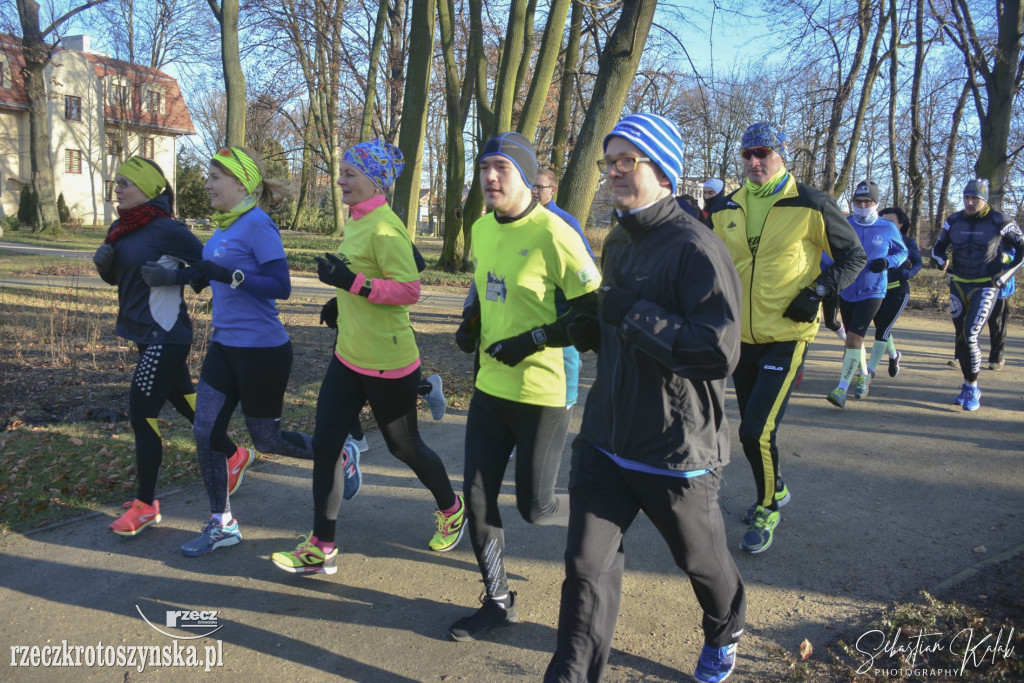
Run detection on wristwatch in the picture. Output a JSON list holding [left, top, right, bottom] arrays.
[[230, 269, 245, 289], [530, 328, 548, 349], [813, 284, 829, 297]]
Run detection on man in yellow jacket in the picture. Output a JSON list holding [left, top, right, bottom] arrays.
[[711, 122, 865, 554]]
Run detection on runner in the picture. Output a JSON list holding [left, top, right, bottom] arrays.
[[93, 156, 248, 536], [271, 138, 465, 576], [447, 132, 600, 642], [825, 181, 907, 408], [932, 178, 1023, 411], [871, 206, 923, 378], [181, 146, 314, 557]]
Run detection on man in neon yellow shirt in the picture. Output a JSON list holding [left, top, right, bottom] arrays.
[[448, 132, 601, 642]]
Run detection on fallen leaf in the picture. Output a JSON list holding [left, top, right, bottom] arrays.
[[800, 638, 813, 660], [69, 437, 84, 446], [973, 545, 987, 554]]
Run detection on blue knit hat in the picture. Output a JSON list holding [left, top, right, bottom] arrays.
[[741, 122, 789, 163], [604, 114, 684, 194], [963, 178, 989, 202], [479, 132, 538, 188], [343, 138, 405, 191]]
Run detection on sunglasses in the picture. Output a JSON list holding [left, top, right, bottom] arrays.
[[218, 147, 251, 183], [114, 178, 134, 189], [740, 147, 773, 160]]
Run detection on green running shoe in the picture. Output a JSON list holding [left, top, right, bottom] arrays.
[[272, 532, 338, 575], [429, 494, 466, 551], [827, 387, 847, 408], [853, 375, 870, 399], [740, 506, 780, 554]]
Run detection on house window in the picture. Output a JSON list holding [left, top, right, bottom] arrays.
[[108, 83, 128, 107], [107, 134, 122, 158], [0, 61, 7, 89], [142, 137, 155, 158], [144, 90, 162, 113], [64, 96, 81, 121], [104, 180, 116, 202], [65, 149, 82, 174]]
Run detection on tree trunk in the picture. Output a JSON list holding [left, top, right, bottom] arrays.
[[886, 0, 900, 207], [392, 0, 436, 238], [292, 105, 315, 229], [385, 0, 407, 144], [932, 81, 971, 243], [491, 0, 529, 134], [906, 0, 926, 234], [550, 0, 583, 170], [558, 0, 658, 229], [436, 0, 466, 272], [518, 0, 571, 142], [361, 0, 390, 140], [211, 0, 245, 147]]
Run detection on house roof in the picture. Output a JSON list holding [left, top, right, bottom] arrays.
[[0, 33, 194, 135]]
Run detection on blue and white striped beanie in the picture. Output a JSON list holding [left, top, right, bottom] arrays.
[[603, 113, 684, 194]]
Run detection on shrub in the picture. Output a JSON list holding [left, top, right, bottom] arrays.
[[17, 186, 38, 227], [57, 193, 71, 224]]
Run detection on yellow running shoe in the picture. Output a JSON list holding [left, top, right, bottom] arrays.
[[429, 494, 466, 552]]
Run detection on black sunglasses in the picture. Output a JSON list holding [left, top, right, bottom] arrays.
[[740, 147, 773, 160]]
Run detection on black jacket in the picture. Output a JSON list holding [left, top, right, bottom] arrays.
[[579, 196, 742, 471], [103, 195, 204, 345]]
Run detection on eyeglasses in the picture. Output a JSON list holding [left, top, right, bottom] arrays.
[[218, 147, 251, 183], [597, 157, 652, 174], [114, 178, 134, 189], [533, 185, 555, 191], [740, 147, 773, 160]]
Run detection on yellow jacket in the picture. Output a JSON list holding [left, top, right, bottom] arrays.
[[711, 175, 865, 344]]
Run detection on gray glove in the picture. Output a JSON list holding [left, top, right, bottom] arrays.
[[93, 244, 115, 275], [141, 261, 179, 287]]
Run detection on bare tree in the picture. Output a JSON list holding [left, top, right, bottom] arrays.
[[207, 0, 244, 146]]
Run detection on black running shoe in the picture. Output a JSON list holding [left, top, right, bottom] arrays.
[[448, 592, 519, 642], [888, 350, 901, 377]]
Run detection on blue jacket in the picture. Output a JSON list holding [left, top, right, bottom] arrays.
[[837, 216, 907, 302], [102, 195, 203, 345]]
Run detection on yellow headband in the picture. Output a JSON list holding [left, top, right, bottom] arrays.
[[116, 157, 167, 199], [212, 147, 262, 195]]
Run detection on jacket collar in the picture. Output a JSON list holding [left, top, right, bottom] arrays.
[[615, 195, 684, 238]]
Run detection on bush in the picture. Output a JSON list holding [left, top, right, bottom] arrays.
[[57, 193, 70, 224], [17, 186, 38, 227]]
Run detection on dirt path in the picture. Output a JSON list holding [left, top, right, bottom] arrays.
[[1, 298, 1022, 681]]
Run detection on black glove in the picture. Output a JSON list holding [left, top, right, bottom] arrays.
[[93, 244, 115, 275], [567, 315, 601, 353], [412, 244, 426, 273], [140, 261, 179, 287], [316, 252, 357, 290], [930, 258, 945, 270], [868, 257, 888, 273], [455, 305, 481, 353], [195, 260, 234, 284], [484, 331, 539, 367], [783, 287, 821, 323], [320, 297, 338, 329], [600, 287, 639, 326]]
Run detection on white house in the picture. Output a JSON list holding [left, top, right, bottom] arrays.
[[0, 33, 195, 225]]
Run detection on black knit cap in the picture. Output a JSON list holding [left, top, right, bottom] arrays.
[[479, 132, 538, 188], [853, 180, 879, 204]]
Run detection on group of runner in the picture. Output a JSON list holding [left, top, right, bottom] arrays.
[[93, 115, 1021, 683]]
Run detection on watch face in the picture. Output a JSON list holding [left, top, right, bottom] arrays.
[[532, 329, 547, 345], [815, 285, 827, 297]]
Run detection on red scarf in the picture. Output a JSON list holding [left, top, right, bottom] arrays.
[[105, 204, 172, 244]]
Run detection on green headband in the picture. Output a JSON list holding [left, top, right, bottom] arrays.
[[116, 157, 167, 199], [212, 147, 262, 195]]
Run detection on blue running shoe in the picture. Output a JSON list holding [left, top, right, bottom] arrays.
[[694, 643, 737, 683], [181, 519, 241, 557], [954, 382, 970, 406], [342, 440, 362, 500], [962, 384, 981, 411]]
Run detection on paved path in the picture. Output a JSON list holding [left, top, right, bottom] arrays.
[[1, 249, 1022, 680]]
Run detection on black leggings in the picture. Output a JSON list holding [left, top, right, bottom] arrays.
[[311, 356, 455, 543], [839, 297, 883, 338], [872, 282, 909, 342], [464, 389, 573, 598], [194, 341, 311, 515], [988, 295, 1011, 364], [950, 280, 999, 382], [128, 343, 235, 504]]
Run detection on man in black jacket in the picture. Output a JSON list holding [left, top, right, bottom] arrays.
[[545, 113, 745, 683]]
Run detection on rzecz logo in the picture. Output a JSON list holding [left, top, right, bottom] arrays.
[[136, 605, 223, 639]]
